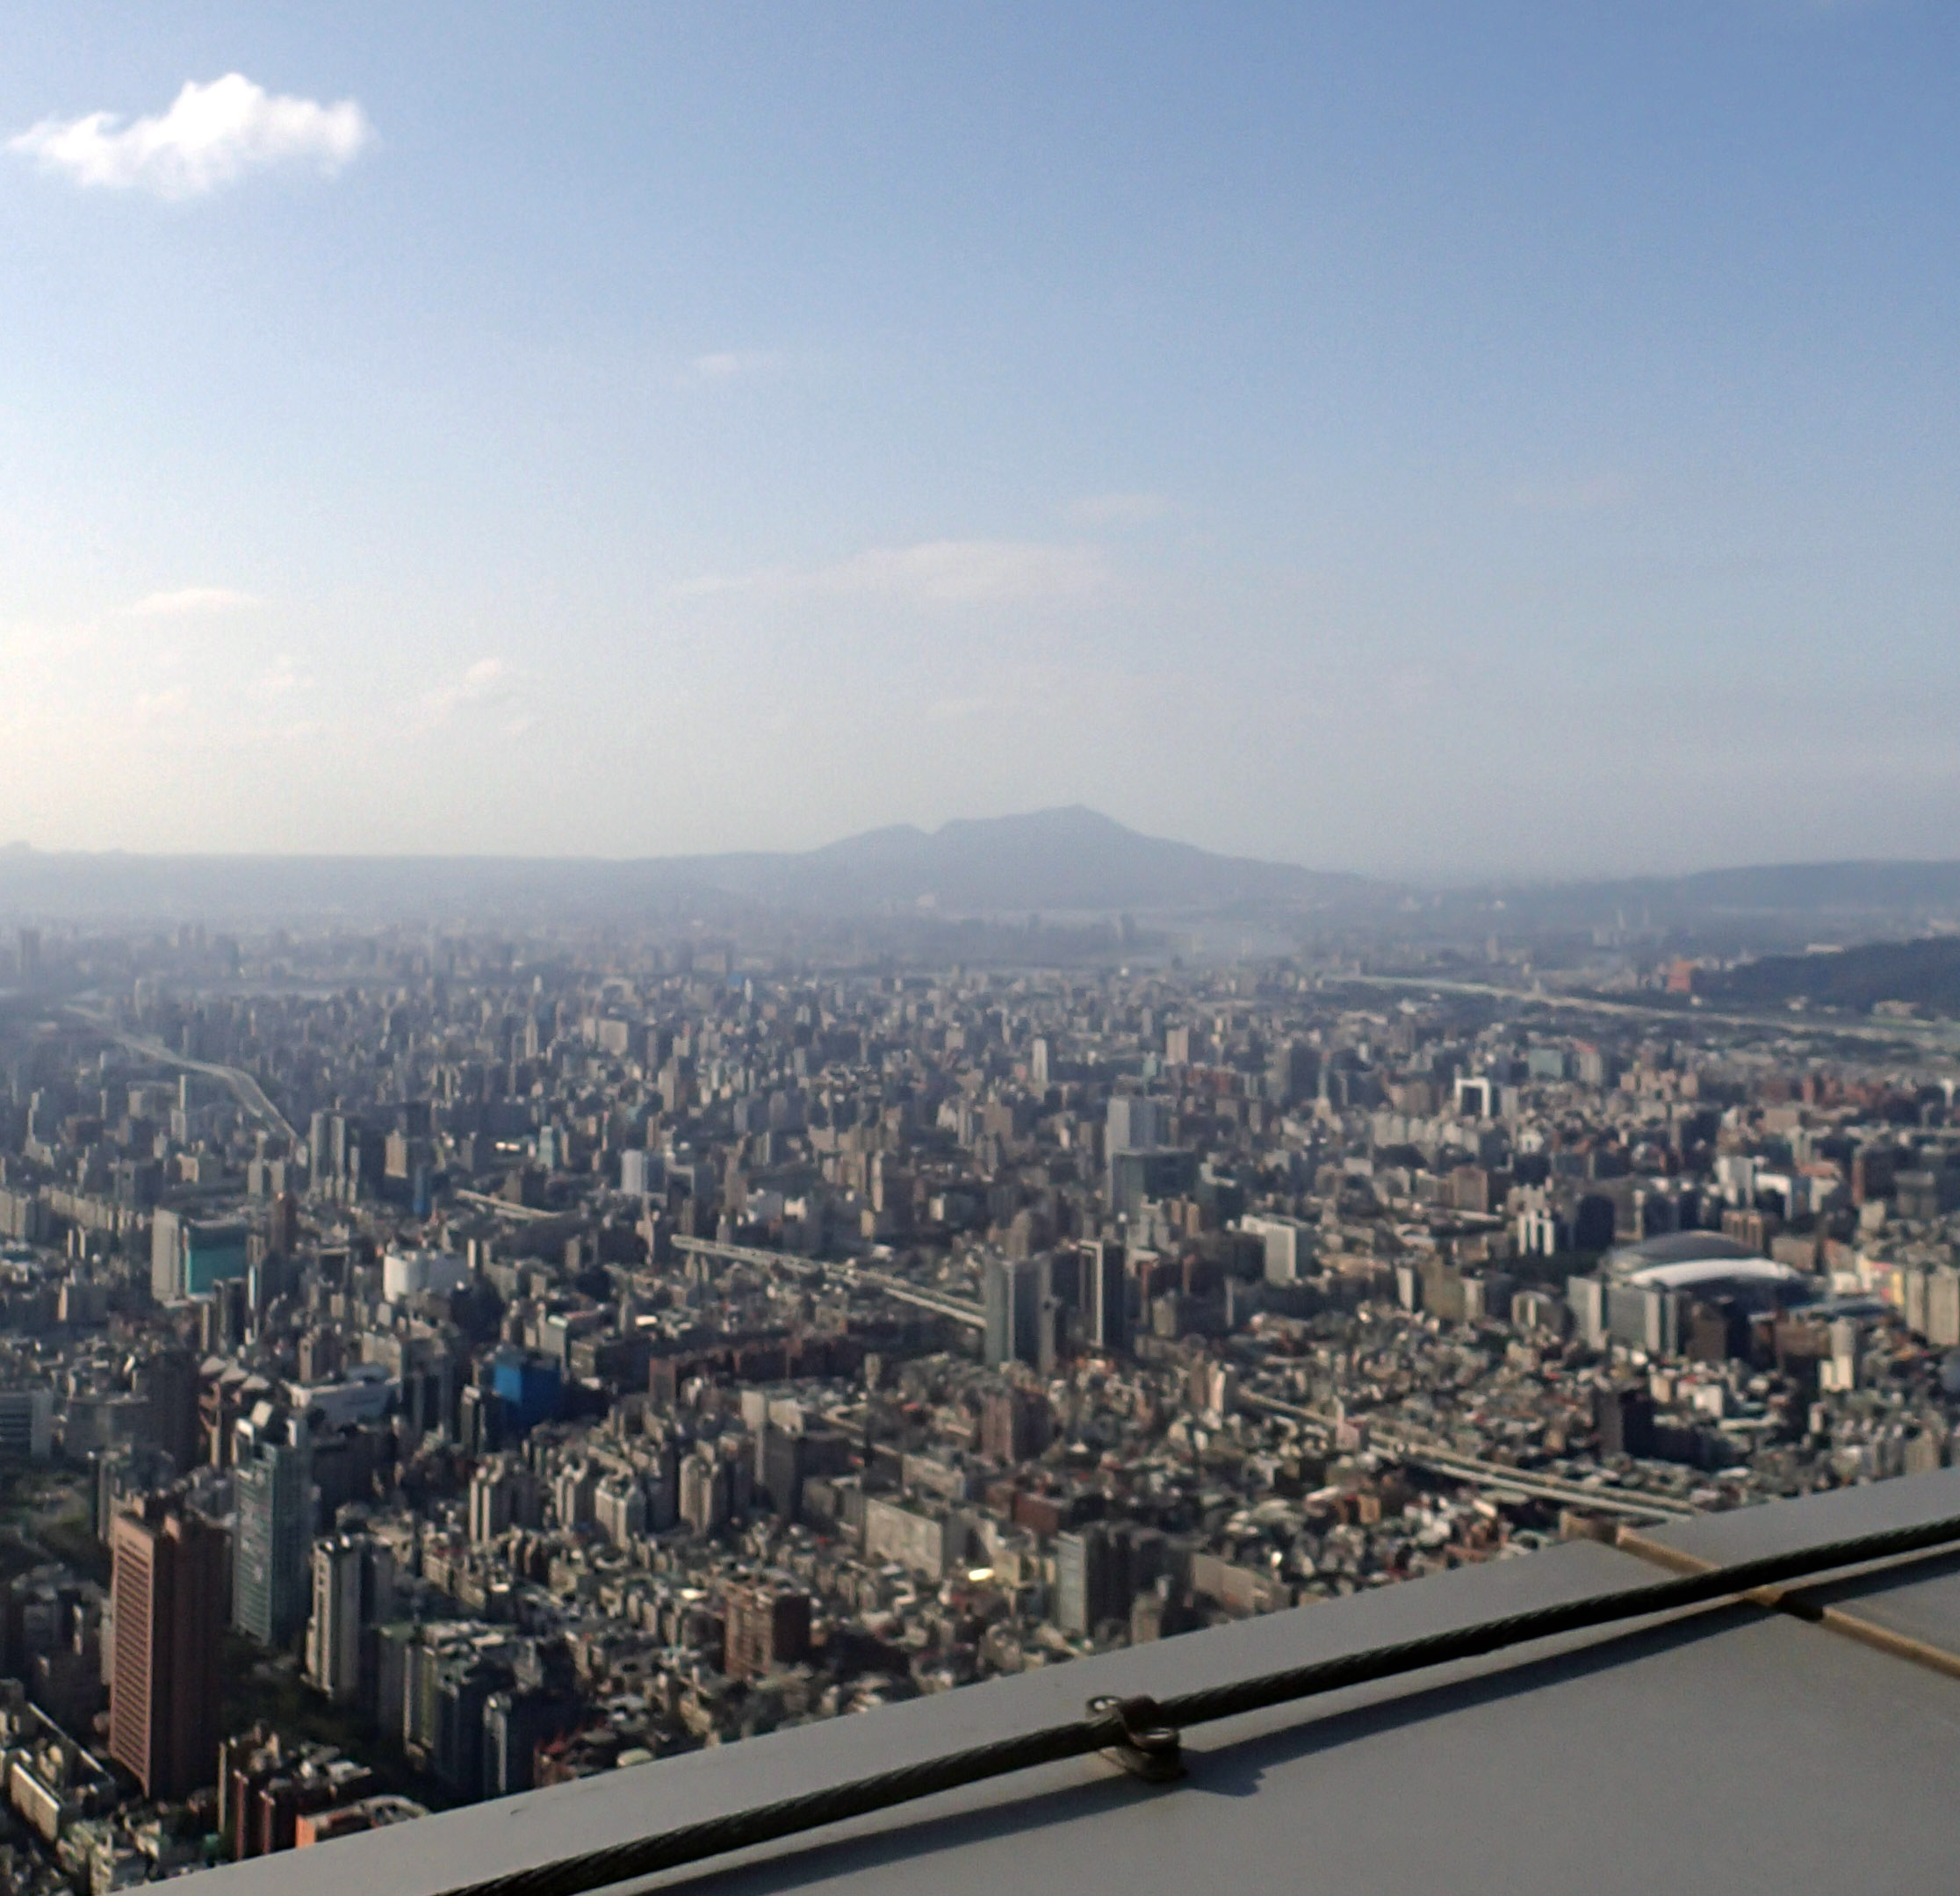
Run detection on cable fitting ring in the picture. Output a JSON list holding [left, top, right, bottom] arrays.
[[1087, 1694, 1185, 1784]]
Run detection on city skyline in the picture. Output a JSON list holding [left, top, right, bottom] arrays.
[[8, 13, 1960, 1885], [7, 900, 1960, 1891], [4, 4, 1959, 874]]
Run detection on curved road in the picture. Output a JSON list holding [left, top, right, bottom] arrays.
[[1236, 1388, 1697, 1521], [63, 1005, 300, 1147], [668, 1235, 1697, 1519]]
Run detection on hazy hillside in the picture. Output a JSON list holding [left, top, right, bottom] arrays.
[[6, 816, 1959, 939], [1704, 936, 1960, 1018], [710, 807, 1362, 912], [0, 810, 1361, 923], [1438, 860, 1960, 950]]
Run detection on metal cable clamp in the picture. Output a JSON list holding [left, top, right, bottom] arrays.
[[1087, 1694, 1185, 1783]]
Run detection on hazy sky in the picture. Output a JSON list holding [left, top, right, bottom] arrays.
[[3, 3, 1956, 876]]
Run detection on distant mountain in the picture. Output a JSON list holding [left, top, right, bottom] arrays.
[[1437, 860, 1960, 949], [9, 817, 1956, 937], [0, 809, 1364, 923], [1594, 861, 1960, 918], [707, 807, 1362, 912]]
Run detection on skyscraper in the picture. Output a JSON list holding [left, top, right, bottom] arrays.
[[1087, 1239, 1130, 1355], [233, 1412, 313, 1647], [983, 1257, 1041, 1368], [149, 1208, 182, 1304], [1055, 1525, 1116, 1639], [306, 1533, 395, 1705], [1106, 1094, 1173, 1206], [1105, 1093, 1162, 1157], [109, 1500, 227, 1800], [133, 1347, 199, 1474], [0, 1388, 53, 1458]]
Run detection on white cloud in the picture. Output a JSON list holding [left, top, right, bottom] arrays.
[[249, 655, 311, 701], [129, 586, 261, 617], [10, 74, 372, 199], [678, 539, 1108, 607], [684, 350, 786, 385], [429, 655, 515, 707], [421, 656, 530, 729], [128, 685, 191, 727], [1066, 492, 1170, 528]]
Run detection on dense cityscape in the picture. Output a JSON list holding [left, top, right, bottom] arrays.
[[0, 901, 1954, 1891], [6, 4, 1956, 1887]]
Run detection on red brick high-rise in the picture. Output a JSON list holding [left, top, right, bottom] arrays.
[[110, 1500, 227, 1800]]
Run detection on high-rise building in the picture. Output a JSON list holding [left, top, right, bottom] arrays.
[[1594, 1382, 1655, 1459], [186, 1218, 250, 1295], [268, 1190, 300, 1258], [306, 1534, 395, 1705], [1105, 1093, 1162, 1157], [233, 1417, 313, 1647], [133, 1348, 199, 1473], [1108, 1147, 1200, 1222], [1266, 1039, 1319, 1106], [306, 1538, 360, 1702], [1241, 1214, 1314, 1287], [490, 1351, 561, 1437], [484, 1686, 577, 1799], [1055, 1525, 1116, 1639], [109, 1500, 227, 1800], [307, 1110, 334, 1187], [149, 1209, 182, 1305], [1086, 1239, 1130, 1355], [723, 1585, 812, 1681], [430, 1651, 504, 1798], [15, 928, 40, 985], [151, 1212, 251, 1303], [980, 1386, 1046, 1463], [0, 1388, 54, 1458], [593, 1474, 647, 1546], [1035, 1291, 1064, 1374], [983, 1258, 1041, 1368], [1567, 1273, 1608, 1348], [678, 1450, 729, 1535], [756, 1425, 808, 1519], [468, 1461, 517, 1544]]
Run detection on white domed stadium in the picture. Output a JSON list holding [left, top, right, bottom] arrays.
[[1601, 1230, 1810, 1303]]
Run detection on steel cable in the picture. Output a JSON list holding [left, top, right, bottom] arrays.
[[434, 1507, 1960, 1896]]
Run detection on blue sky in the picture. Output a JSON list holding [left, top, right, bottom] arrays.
[[2, 2, 1956, 874]]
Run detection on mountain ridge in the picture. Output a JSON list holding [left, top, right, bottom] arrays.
[[3, 811, 1959, 930], [0, 807, 1359, 921]]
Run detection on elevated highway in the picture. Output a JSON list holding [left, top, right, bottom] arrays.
[[671, 1233, 988, 1327], [668, 1236, 1696, 1519], [1237, 1388, 1697, 1521], [63, 1005, 300, 1145]]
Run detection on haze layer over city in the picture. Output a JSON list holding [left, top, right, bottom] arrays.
[[3, 6, 1960, 1893]]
